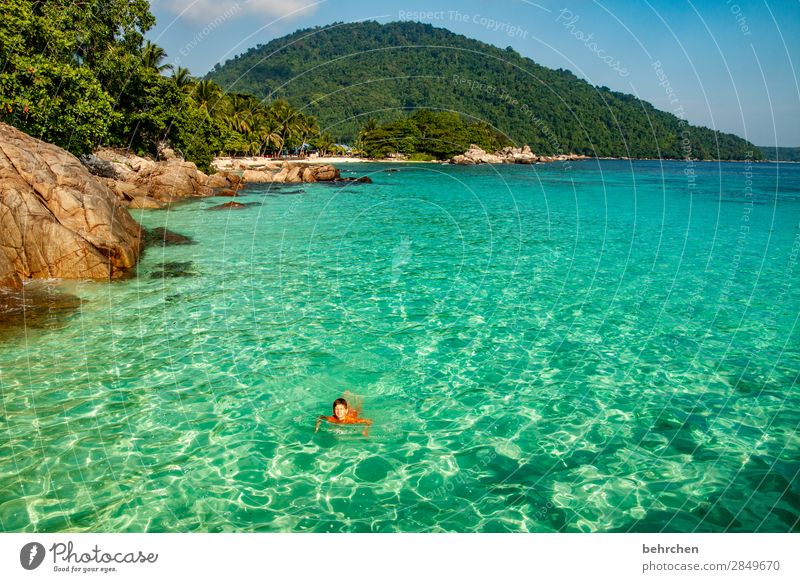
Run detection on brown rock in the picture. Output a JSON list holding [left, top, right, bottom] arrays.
[[332, 176, 373, 184], [129, 196, 163, 209], [301, 167, 317, 183], [157, 142, 179, 161], [216, 159, 349, 183], [205, 171, 244, 191], [94, 148, 156, 177], [205, 173, 232, 189], [0, 123, 142, 283], [142, 227, 195, 246], [0, 281, 82, 336], [272, 164, 291, 183], [94, 149, 215, 201], [0, 250, 22, 289], [242, 169, 275, 183], [208, 201, 248, 210], [285, 165, 303, 183], [312, 165, 340, 181], [225, 172, 244, 187], [141, 161, 213, 199]]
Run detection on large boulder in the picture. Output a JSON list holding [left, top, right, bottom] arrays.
[[301, 167, 317, 183], [240, 162, 341, 184], [92, 148, 216, 202], [212, 157, 349, 184], [79, 153, 119, 179], [206, 172, 239, 189], [93, 148, 156, 178], [242, 169, 275, 183], [0, 123, 142, 285], [449, 144, 585, 165], [271, 164, 291, 183], [285, 165, 303, 183], [141, 161, 213, 199], [451, 144, 506, 165], [310, 164, 340, 181]]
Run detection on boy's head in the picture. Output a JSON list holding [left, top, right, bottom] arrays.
[[332, 398, 348, 420]]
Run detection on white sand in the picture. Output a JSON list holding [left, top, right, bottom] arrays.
[[212, 155, 439, 169]]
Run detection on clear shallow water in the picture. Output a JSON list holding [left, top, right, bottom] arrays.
[[1, 160, 798, 532]]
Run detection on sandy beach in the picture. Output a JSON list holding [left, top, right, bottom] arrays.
[[212, 155, 439, 170]]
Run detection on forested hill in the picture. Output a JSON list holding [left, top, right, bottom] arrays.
[[206, 20, 760, 160], [758, 146, 800, 162]]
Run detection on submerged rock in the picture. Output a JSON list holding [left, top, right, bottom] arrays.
[[141, 227, 195, 247], [0, 282, 82, 335], [208, 201, 257, 210], [329, 176, 374, 185], [149, 261, 196, 279]]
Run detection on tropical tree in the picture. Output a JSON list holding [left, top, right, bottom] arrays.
[[269, 99, 305, 154], [192, 80, 221, 118], [172, 67, 193, 90], [311, 132, 334, 156], [141, 40, 172, 73], [254, 113, 283, 155], [227, 94, 254, 134]]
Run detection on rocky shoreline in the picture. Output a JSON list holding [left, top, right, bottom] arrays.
[[213, 158, 343, 184], [0, 123, 359, 300], [85, 150, 347, 208], [0, 124, 583, 311]]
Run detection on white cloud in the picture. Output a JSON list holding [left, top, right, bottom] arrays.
[[161, 0, 318, 26]]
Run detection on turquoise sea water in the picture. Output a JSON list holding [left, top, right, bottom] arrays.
[[1, 160, 798, 532]]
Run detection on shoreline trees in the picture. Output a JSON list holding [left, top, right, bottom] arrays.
[[0, 0, 321, 171]]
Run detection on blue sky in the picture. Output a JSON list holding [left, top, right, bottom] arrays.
[[147, 0, 800, 146]]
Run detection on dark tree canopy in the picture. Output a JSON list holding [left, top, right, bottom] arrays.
[[0, 0, 320, 170]]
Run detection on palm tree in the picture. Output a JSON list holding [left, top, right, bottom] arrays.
[[192, 80, 221, 118], [313, 132, 335, 156], [172, 67, 193, 90], [269, 100, 304, 156], [356, 117, 379, 152], [363, 117, 378, 133], [251, 110, 283, 156], [298, 113, 320, 154], [142, 41, 173, 74], [228, 94, 254, 134]]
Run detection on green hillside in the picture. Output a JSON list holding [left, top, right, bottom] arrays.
[[207, 20, 760, 160], [758, 146, 800, 162]]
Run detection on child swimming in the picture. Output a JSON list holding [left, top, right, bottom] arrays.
[[315, 396, 373, 436]]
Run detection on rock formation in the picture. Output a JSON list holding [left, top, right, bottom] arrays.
[[450, 144, 588, 165], [91, 149, 206, 207], [79, 149, 245, 209], [238, 162, 341, 184], [0, 123, 143, 288]]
